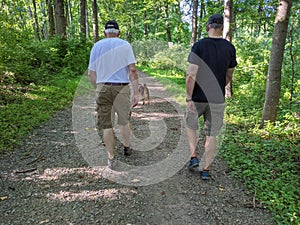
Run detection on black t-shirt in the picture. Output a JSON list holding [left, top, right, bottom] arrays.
[[188, 38, 237, 103]]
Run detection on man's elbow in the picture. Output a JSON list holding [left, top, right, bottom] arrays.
[[129, 64, 138, 75], [88, 70, 96, 77]]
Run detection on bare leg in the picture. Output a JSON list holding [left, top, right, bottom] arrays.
[[120, 122, 131, 147], [203, 136, 217, 170], [103, 128, 115, 160], [186, 127, 198, 157]]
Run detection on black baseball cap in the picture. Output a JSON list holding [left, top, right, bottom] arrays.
[[105, 20, 119, 30], [207, 14, 223, 25]]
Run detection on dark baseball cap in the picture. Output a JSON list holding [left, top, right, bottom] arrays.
[[207, 14, 223, 25], [105, 20, 119, 30]]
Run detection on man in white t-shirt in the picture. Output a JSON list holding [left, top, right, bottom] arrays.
[[88, 20, 139, 169]]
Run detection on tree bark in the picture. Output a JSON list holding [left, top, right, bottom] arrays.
[[164, 4, 172, 43], [80, 0, 87, 42], [91, 0, 99, 43], [223, 0, 233, 98], [32, 0, 41, 41], [54, 0, 67, 39], [261, 0, 293, 127], [66, 0, 73, 27], [191, 0, 198, 46], [47, 0, 55, 37], [198, 0, 205, 39]]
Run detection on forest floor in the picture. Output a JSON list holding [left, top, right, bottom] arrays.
[[0, 71, 275, 225]]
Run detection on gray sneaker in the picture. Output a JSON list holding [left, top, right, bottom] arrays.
[[107, 157, 117, 170]]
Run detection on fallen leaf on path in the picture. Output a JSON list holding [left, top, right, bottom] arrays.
[[0, 196, 8, 201], [131, 179, 140, 183]]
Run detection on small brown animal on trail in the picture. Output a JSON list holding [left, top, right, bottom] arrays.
[[138, 83, 150, 105]]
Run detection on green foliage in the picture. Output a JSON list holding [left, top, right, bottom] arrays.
[[0, 72, 81, 152], [150, 44, 189, 72], [224, 36, 300, 224], [132, 40, 169, 65], [221, 119, 299, 225], [0, 34, 90, 152], [133, 41, 189, 72]]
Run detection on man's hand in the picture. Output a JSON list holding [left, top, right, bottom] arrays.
[[128, 63, 139, 108], [187, 101, 196, 113], [131, 93, 139, 108], [88, 70, 97, 89]]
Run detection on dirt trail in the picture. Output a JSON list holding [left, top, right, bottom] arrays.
[[0, 71, 274, 225]]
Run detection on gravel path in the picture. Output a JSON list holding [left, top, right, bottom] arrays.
[[0, 71, 274, 225]]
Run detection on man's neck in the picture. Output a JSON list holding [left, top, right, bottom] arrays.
[[208, 29, 222, 38], [106, 34, 118, 38]]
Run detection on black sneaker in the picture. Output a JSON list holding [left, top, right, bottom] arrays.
[[200, 170, 210, 180], [188, 157, 199, 170], [124, 146, 132, 156]]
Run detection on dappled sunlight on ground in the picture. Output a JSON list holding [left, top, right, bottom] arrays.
[[46, 187, 137, 202]]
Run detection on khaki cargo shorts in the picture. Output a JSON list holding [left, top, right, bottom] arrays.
[[95, 84, 131, 129], [185, 102, 225, 136]]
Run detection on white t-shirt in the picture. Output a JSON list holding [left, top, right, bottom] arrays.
[[88, 38, 137, 83]]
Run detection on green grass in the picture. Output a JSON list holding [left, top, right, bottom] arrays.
[[0, 73, 81, 153], [138, 65, 300, 225]]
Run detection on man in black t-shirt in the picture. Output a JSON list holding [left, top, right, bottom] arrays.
[[185, 14, 237, 180]]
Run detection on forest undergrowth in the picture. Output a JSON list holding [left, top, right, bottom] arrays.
[[0, 36, 299, 224]]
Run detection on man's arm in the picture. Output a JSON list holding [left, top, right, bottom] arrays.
[[88, 70, 97, 89], [186, 63, 198, 100], [226, 68, 235, 85], [128, 63, 139, 107]]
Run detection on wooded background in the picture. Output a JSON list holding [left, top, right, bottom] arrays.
[[1, 0, 298, 123], [0, 1, 299, 224]]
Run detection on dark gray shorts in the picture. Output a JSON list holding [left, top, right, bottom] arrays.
[[95, 84, 131, 129], [185, 102, 225, 136]]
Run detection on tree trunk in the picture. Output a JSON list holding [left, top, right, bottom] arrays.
[[47, 0, 55, 37], [91, 0, 99, 43], [155, 7, 159, 37], [288, 24, 295, 105], [144, 11, 148, 37], [54, 0, 67, 39], [261, 0, 293, 127], [256, 0, 264, 37], [32, 0, 41, 41], [80, 0, 87, 42], [66, 0, 73, 26], [191, 0, 198, 46], [164, 4, 172, 43], [223, 0, 233, 98], [198, 0, 205, 39]]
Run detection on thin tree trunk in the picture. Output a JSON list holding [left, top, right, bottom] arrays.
[[80, 0, 87, 42], [40, 2, 47, 39], [256, 0, 263, 37], [144, 11, 148, 37], [91, 0, 99, 43], [223, 0, 233, 98], [288, 24, 295, 105], [164, 4, 172, 43], [54, 0, 67, 39], [66, 0, 73, 26], [155, 7, 159, 38], [32, 0, 41, 41], [85, 5, 89, 39], [198, 0, 205, 39], [191, 0, 198, 46], [261, 0, 293, 127], [47, 0, 55, 37]]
